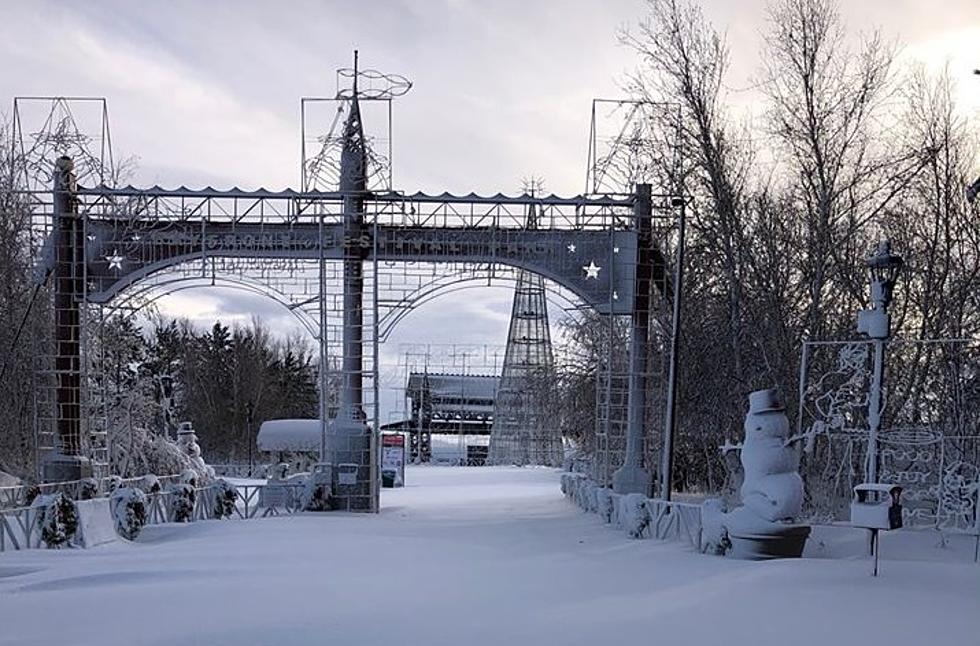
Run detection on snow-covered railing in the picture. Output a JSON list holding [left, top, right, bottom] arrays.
[[560, 473, 705, 552], [0, 505, 42, 551], [0, 481, 306, 553], [644, 499, 703, 550], [0, 474, 182, 510], [209, 464, 272, 479]]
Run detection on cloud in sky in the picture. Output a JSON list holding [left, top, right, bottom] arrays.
[[3, 1, 977, 419]]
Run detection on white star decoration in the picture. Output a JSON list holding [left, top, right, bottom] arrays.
[[105, 251, 124, 271], [613, 291, 619, 300], [583, 260, 601, 279], [567, 243, 576, 253], [86, 234, 96, 242], [613, 246, 620, 254], [132, 233, 141, 241]]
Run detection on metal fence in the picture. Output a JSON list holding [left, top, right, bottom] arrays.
[[561, 472, 704, 552], [0, 481, 305, 553], [0, 474, 182, 511]]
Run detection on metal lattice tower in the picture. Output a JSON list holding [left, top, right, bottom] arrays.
[[488, 202, 562, 466]]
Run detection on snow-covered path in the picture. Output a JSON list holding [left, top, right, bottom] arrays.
[[1, 466, 977, 646]]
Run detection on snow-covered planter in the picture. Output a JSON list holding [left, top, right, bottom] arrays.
[[31, 492, 78, 548], [79, 477, 99, 500], [167, 482, 196, 522], [110, 487, 148, 540], [621, 493, 651, 539], [212, 479, 238, 519], [596, 487, 615, 524]]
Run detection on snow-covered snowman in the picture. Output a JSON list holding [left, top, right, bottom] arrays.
[[738, 389, 803, 522], [177, 421, 214, 481], [703, 389, 810, 559]]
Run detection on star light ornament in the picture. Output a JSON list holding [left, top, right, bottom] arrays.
[[567, 243, 576, 253], [105, 251, 125, 272], [583, 260, 601, 280]]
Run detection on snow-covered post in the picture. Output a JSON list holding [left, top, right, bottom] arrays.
[[613, 183, 653, 495], [856, 241, 903, 484]]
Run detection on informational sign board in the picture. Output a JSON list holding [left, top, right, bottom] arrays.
[[381, 433, 406, 488]]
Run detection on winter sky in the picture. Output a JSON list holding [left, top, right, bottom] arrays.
[[2, 1, 977, 417]]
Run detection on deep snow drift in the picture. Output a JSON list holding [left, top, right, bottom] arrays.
[[0, 466, 976, 646]]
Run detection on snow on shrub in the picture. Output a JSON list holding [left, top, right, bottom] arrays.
[[142, 474, 161, 494], [106, 475, 123, 493], [79, 477, 99, 500], [301, 475, 331, 512], [577, 480, 599, 513], [609, 492, 624, 527], [31, 492, 78, 548], [621, 493, 651, 539], [595, 487, 616, 523], [212, 479, 238, 519], [110, 487, 148, 540], [180, 469, 199, 487], [109, 423, 213, 483], [700, 498, 730, 555], [23, 483, 41, 506]]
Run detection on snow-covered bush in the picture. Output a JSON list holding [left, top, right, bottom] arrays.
[[167, 482, 196, 522], [621, 493, 651, 539], [106, 475, 123, 493], [300, 475, 331, 512], [79, 477, 99, 500], [609, 492, 624, 527], [23, 483, 41, 506], [110, 487, 148, 540], [212, 479, 238, 519], [700, 498, 731, 555], [596, 487, 615, 523], [142, 474, 161, 494], [108, 423, 212, 483], [577, 480, 599, 513], [31, 492, 78, 548]]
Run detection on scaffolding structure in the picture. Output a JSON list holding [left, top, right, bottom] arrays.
[[8, 75, 689, 505], [587, 99, 683, 496], [388, 344, 505, 463], [488, 196, 562, 466], [9, 98, 115, 479]]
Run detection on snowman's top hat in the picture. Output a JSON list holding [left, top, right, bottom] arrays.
[[747, 388, 785, 414]]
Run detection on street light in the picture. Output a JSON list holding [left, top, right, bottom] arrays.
[[857, 240, 904, 484]]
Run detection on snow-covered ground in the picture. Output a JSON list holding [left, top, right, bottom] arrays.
[[0, 466, 977, 646]]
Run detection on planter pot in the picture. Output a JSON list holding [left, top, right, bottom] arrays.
[[728, 523, 810, 560]]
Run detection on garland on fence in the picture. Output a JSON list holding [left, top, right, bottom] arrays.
[[31, 492, 79, 548], [212, 479, 237, 519], [110, 487, 149, 540]]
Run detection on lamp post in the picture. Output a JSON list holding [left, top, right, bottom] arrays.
[[856, 240, 904, 483]]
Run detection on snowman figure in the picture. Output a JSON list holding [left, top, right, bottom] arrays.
[[705, 389, 810, 559], [176, 421, 214, 481], [739, 389, 804, 522]]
